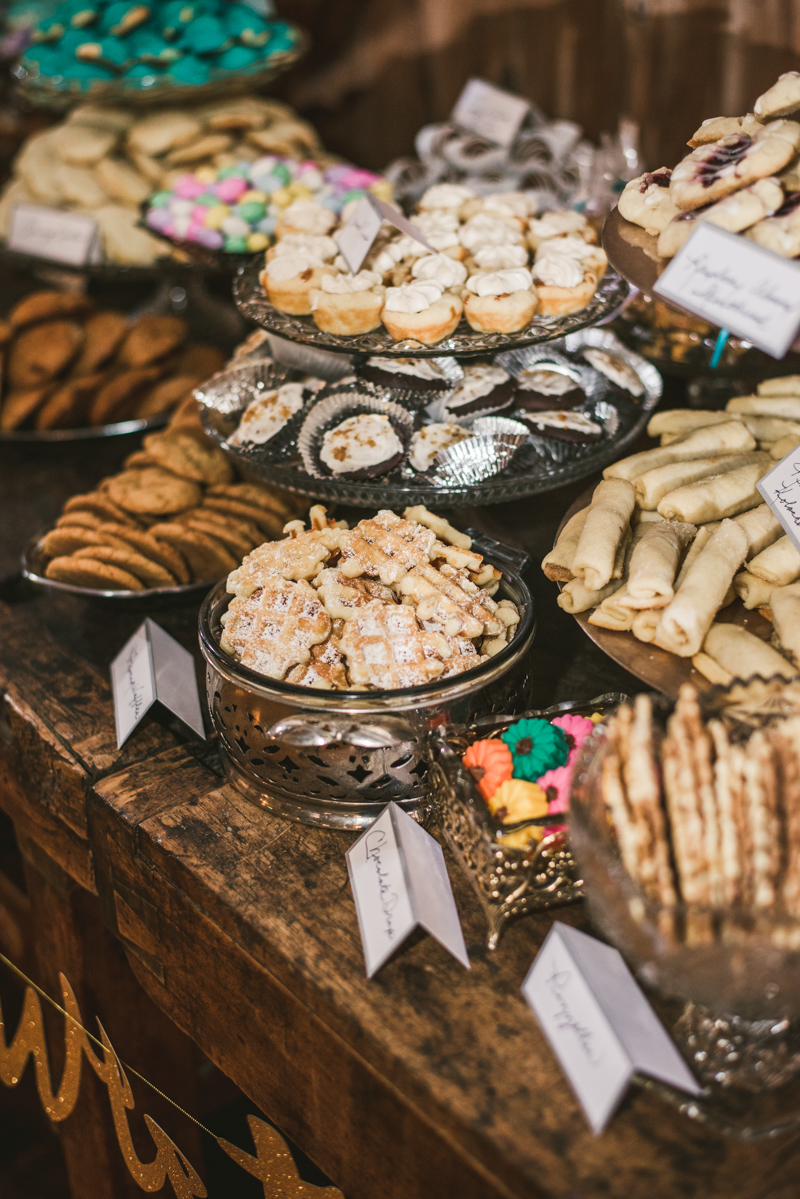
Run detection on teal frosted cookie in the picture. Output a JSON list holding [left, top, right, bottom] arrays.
[[22, 45, 63, 73], [32, 15, 67, 42], [167, 52, 210, 83], [215, 44, 259, 70], [160, 0, 195, 39], [76, 36, 130, 67], [131, 29, 182, 64], [100, 2, 151, 36], [262, 20, 298, 54], [179, 14, 230, 55], [224, 3, 270, 46], [67, 59, 117, 81], [501, 718, 569, 781]]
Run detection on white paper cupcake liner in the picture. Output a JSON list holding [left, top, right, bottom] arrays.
[[298, 391, 414, 480], [431, 434, 523, 487]]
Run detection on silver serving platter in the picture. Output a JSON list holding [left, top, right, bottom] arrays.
[[22, 530, 214, 603], [0, 411, 170, 443], [199, 330, 662, 507], [233, 257, 631, 358]]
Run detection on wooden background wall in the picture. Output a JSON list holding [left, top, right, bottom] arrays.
[[273, 0, 800, 172]]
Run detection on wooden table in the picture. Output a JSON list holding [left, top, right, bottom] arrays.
[[1, 422, 799, 1199]]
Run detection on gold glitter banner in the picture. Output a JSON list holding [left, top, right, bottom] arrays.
[[0, 952, 342, 1199]]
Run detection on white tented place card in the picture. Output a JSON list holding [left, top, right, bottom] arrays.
[[653, 222, 800, 359], [451, 78, 530, 148], [111, 618, 205, 749], [335, 195, 432, 275], [346, 801, 470, 978], [8, 204, 102, 267], [522, 922, 700, 1134], [757, 441, 800, 554]]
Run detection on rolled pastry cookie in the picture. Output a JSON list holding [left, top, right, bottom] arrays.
[[734, 503, 783, 557], [647, 409, 738, 439], [558, 577, 622, 614], [631, 608, 661, 642], [771, 581, 800, 666], [675, 523, 717, 587], [541, 507, 588, 581], [620, 520, 696, 607], [587, 591, 635, 631], [748, 534, 800, 585], [771, 432, 800, 459], [657, 458, 771, 523], [740, 415, 800, 443], [634, 450, 766, 510], [635, 509, 666, 523], [655, 519, 748, 656], [757, 375, 800, 395], [604, 420, 756, 481], [612, 523, 631, 579], [727, 395, 800, 420], [702, 620, 797, 680], [571, 478, 636, 591], [733, 570, 775, 609], [691, 651, 734, 686]]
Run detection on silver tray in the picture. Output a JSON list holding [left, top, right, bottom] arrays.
[[199, 330, 662, 507], [22, 530, 214, 603], [232, 257, 631, 358], [0, 411, 169, 443]]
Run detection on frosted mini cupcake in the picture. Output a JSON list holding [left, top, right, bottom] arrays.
[[309, 270, 385, 335], [381, 280, 463, 344], [259, 250, 336, 315], [440, 363, 515, 418], [463, 267, 537, 333], [531, 255, 597, 317]]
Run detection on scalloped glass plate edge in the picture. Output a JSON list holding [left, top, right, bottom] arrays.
[[232, 259, 631, 358]]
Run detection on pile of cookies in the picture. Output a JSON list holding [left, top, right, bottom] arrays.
[[545, 378, 800, 685], [40, 425, 302, 591], [618, 71, 800, 260], [258, 184, 607, 341], [601, 686, 800, 927], [0, 96, 326, 266], [21, 0, 300, 91], [0, 290, 225, 432], [219, 505, 521, 690]]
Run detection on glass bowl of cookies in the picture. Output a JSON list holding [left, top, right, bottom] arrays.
[[426, 695, 626, 948], [198, 505, 536, 829], [570, 678, 800, 1097]]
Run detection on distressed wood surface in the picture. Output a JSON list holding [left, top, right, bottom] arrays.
[[2, 378, 800, 1197]]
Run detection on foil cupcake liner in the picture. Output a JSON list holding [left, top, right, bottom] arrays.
[[431, 434, 523, 487], [195, 361, 319, 461], [355, 354, 464, 412], [298, 391, 414, 480], [469, 415, 530, 441], [495, 344, 603, 406]]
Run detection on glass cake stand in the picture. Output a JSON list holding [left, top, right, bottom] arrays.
[[198, 329, 662, 507], [232, 257, 631, 358]]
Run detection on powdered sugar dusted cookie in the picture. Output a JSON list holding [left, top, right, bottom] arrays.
[[670, 123, 800, 211], [617, 169, 680, 234], [755, 72, 800, 120], [339, 599, 450, 689], [657, 176, 784, 257], [220, 577, 331, 680], [688, 113, 763, 148], [746, 190, 800, 256]]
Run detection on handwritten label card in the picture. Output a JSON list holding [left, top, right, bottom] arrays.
[[451, 78, 530, 148], [9, 204, 102, 267], [758, 441, 800, 554], [653, 222, 800, 359], [346, 802, 470, 978], [335, 195, 433, 275], [522, 923, 700, 1133], [111, 618, 205, 748]]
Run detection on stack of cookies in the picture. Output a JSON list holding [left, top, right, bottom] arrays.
[[40, 426, 302, 591], [0, 96, 326, 266], [0, 290, 225, 432], [219, 504, 521, 691]]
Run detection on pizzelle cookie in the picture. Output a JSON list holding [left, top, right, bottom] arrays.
[[313, 568, 395, 620], [220, 577, 331, 680], [285, 639, 349, 690], [227, 529, 334, 595], [339, 600, 451, 689]]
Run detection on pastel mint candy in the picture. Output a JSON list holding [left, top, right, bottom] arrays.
[[149, 190, 172, 207], [167, 53, 210, 83], [215, 44, 259, 70], [60, 27, 91, 53], [160, 0, 194, 39], [61, 0, 100, 28], [180, 14, 230, 55], [216, 167, 242, 180], [131, 29, 181, 63], [256, 215, 275, 234], [221, 215, 250, 238], [224, 235, 248, 253], [236, 201, 266, 223]]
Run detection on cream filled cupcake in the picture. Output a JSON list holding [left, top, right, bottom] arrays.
[[440, 363, 515, 418], [381, 280, 463, 344], [266, 233, 338, 263], [411, 252, 467, 291], [459, 212, 524, 256], [534, 234, 607, 279], [409, 421, 472, 472], [460, 191, 534, 227], [412, 210, 465, 257], [275, 199, 338, 239], [371, 234, 431, 282], [527, 210, 597, 249], [417, 182, 476, 211], [532, 254, 598, 317], [463, 267, 537, 333], [260, 251, 336, 315], [309, 270, 385, 335], [466, 242, 529, 275]]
